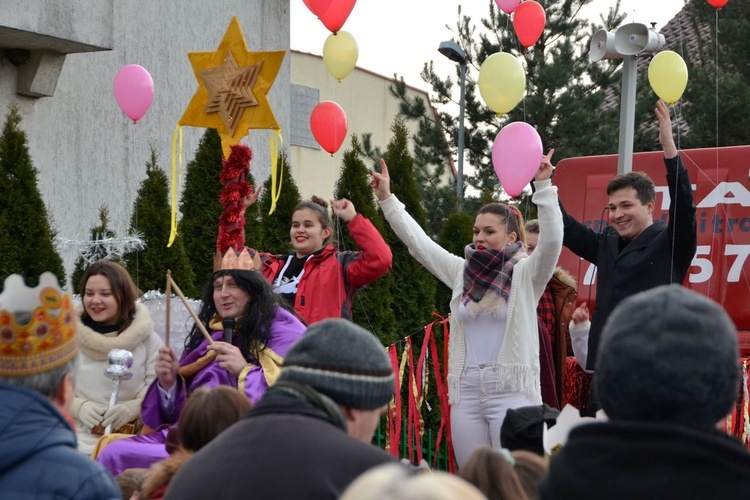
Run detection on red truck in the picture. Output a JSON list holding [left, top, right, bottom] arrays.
[[556, 146, 750, 341]]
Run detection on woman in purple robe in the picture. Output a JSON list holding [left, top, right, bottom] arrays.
[[97, 269, 306, 475]]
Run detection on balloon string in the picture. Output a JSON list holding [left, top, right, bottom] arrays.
[[168, 124, 183, 247], [268, 130, 284, 215]]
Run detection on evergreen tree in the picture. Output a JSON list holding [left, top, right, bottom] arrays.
[[179, 129, 223, 288], [256, 153, 302, 255], [333, 136, 398, 346], [70, 206, 119, 291], [0, 106, 64, 286], [124, 149, 196, 297], [381, 119, 437, 337], [669, 0, 750, 149], [394, 0, 626, 200]]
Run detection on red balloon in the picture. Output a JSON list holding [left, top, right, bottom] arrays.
[[319, 0, 357, 33], [310, 101, 347, 155], [707, 0, 729, 7], [305, 0, 331, 17], [513, 1, 546, 48]]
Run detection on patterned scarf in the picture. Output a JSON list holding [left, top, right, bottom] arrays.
[[463, 241, 528, 316]]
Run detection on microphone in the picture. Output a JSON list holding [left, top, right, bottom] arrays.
[[222, 317, 236, 344]]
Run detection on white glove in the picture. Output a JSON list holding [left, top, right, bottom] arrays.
[[78, 401, 108, 430], [102, 402, 138, 431]]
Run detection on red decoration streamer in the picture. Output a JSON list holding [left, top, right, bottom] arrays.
[[406, 337, 417, 463], [428, 315, 455, 472], [388, 345, 402, 458], [217, 144, 254, 254]]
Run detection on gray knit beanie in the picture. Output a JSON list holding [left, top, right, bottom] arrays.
[[277, 318, 394, 410], [596, 285, 739, 430]]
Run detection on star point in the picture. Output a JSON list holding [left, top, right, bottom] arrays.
[[178, 17, 285, 152]]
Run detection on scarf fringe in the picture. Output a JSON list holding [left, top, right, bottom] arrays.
[[464, 292, 505, 318]]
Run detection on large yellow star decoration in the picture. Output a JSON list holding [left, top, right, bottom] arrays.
[[178, 16, 285, 155], [168, 17, 287, 248]]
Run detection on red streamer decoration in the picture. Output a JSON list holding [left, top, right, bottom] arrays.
[[388, 345, 402, 458], [217, 144, 254, 254]]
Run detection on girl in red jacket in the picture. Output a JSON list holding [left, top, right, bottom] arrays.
[[249, 195, 392, 325]]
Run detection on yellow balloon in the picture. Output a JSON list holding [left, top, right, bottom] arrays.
[[323, 31, 359, 82], [478, 52, 526, 115], [648, 50, 688, 104]]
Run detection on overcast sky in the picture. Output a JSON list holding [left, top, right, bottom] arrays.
[[290, 0, 688, 90]]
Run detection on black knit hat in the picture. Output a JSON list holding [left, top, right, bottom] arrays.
[[277, 319, 394, 410], [596, 285, 739, 430], [500, 404, 560, 456]]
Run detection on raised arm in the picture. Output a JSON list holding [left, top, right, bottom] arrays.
[[527, 156, 564, 295], [542, 149, 600, 264], [372, 159, 464, 288], [656, 100, 697, 280], [331, 198, 393, 290]]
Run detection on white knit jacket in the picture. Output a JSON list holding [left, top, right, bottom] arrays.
[[72, 302, 162, 453], [379, 179, 562, 405]]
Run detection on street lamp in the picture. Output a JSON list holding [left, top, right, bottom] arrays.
[[438, 40, 468, 209], [590, 23, 665, 174]]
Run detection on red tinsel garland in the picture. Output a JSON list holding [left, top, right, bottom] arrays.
[[217, 144, 254, 254]]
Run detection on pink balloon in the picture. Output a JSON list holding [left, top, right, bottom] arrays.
[[310, 101, 347, 155], [113, 64, 154, 124], [495, 0, 521, 14], [319, 0, 357, 33], [492, 122, 543, 197]]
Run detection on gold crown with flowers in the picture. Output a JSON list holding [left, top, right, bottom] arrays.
[[213, 247, 261, 272], [0, 273, 77, 376]]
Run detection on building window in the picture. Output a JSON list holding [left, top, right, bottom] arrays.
[[291, 84, 319, 149]]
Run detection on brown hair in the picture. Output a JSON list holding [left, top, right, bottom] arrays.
[[459, 446, 529, 500], [513, 451, 548, 500], [177, 386, 252, 452], [115, 468, 147, 499], [79, 260, 141, 329], [606, 171, 655, 205], [293, 196, 334, 246], [524, 219, 540, 235], [477, 204, 527, 244]]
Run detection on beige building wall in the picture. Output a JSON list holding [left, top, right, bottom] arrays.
[[289, 51, 454, 204]]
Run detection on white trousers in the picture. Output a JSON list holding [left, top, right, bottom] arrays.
[[450, 365, 532, 468]]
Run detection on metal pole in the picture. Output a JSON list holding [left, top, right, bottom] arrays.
[[457, 61, 466, 209], [617, 55, 637, 174]]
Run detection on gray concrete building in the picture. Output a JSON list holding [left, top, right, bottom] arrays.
[[0, 1, 290, 281]]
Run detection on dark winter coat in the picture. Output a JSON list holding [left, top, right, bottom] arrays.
[[165, 385, 396, 499], [560, 155, 696, 369], [0, 384, 120, 499], [540, 420, 750, 500]]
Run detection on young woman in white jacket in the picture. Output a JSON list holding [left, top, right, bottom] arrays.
[[71, 260, 162, 454], [371, 158, 562, 467]]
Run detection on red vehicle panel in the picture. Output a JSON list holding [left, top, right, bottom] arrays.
[[555, 146, 750, 333]]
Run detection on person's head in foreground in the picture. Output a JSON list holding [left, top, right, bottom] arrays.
[[460, 446, 547, 500], [501, 404, 560, 456], [341, 463, 487, 500], [596, 284, 739, 430], [276, 318, 394, 442]]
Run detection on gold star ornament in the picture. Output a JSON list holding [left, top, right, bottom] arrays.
[[179, 17, 285, 154]]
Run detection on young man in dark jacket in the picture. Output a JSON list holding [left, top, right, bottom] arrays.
[[166, 318, 397, 500], [541, 285, 750, 499], [0, 273, 120, 500], [553, 100, 697, 374]]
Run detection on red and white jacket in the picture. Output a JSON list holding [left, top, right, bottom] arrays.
[[260, 214, 392, 325]]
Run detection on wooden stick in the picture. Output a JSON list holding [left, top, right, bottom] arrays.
[[165, 270, 172, 347], [169, 276, 215, 346]]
